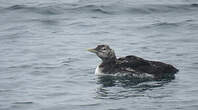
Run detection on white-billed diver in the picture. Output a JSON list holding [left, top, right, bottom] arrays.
[[88, 45, 178, 79]]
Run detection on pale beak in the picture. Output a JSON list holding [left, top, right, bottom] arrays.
[[87, 48, 97, 53]]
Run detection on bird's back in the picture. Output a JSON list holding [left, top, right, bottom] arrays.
[[116, 55, 178, 78]]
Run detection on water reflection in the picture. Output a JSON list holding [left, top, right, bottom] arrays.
[[97, 75, 173, 87], [95, 75, 173, 99]]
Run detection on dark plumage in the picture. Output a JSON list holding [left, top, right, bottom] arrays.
[[88, 45, 178, 79]]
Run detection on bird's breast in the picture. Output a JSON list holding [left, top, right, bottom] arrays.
[[95, 65, 105, 75]]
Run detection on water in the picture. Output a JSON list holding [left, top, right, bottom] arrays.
[[0, 0, 198, 110]]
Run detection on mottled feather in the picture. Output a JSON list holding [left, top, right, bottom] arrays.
[[88, 45, 178, 79]]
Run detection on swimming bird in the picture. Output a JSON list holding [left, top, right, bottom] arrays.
[[88, 45, 178, 79]]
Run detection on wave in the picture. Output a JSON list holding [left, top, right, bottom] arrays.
[[5, 4, 63, 15], [139, 19, 194, 30], [1, 3, 198, 15]]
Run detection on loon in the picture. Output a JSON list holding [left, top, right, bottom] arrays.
[[88, 45, 178, 79]]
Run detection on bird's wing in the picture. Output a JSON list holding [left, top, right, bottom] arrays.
[[117, 55, 150, 68], [116, 55, 178, 78], [117, 55, 164, 74]]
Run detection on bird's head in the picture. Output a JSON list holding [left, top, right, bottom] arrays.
[[88, 45, 116, 63]]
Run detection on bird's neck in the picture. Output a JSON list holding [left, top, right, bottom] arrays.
[[99, 59, 117, 74]]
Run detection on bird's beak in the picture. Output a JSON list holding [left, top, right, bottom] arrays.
[[87, 48, 97, 53]]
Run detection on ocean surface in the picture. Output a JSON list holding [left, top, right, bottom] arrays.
[[1, 0, 198, 110]]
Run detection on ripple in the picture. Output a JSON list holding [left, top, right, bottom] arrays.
[[7, 5, 30, 10], [191, 3, 198, 7], [68, 3, 198, 15], [139, 19, 194, 30], [95, 75, 172, 100], [13, 101, 34, 104], [3, 3, 198, 16], [70, 4, 113, 14], [6, 4, 62, 15], [79, 103, 101, 107]]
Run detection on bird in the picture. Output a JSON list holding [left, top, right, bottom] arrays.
[[88, 44, 178, 79]]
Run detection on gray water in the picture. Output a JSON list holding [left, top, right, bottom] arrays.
[[1, 0, 198, 110]]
